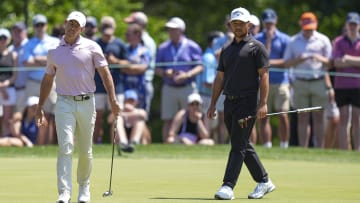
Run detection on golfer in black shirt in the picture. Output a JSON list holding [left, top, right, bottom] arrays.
[[207, 7, 275, 200]]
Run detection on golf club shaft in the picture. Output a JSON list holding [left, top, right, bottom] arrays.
[[108, 119, 117, 193], [249, 106, 323, 119]]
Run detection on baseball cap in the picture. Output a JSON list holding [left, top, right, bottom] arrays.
[[346, 12, 360, 24], [32, 14, 47, 25], [86, 16, 97, 27], [187, 93, 203, 104], [124, 11, 148, 26], [27, 96, 39, 107], [66, 11, 86, 28], [12, 22, 27, 31], [124, 89, 138, 101], [261, 8, 277, 23], [300, 12, 318, 30], [0, 28, 11, 39], [230, 7, 250, 22], [249, 14, 260, 26], [101, 16, 116, 35], [165, 17, 186, 31]]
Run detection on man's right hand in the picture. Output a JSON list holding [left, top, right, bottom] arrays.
[[35, 107, 47, 127], [207, 105, 217, 120]]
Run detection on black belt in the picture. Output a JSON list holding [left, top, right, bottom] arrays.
[[62, 94, 92, 101], [296, 76, 324, 81], [226, 95, 239, 100], [15, 86, 26, 90], [167, 83, 188, 88]]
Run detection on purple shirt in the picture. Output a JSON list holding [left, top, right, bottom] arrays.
[[156, 36, 202, 86], [46, 36, 108, 95], [332, 35, 360, 88]]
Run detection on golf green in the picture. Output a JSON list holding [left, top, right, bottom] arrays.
[[0, 145, 359, 202]]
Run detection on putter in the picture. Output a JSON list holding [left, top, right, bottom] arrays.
[[238, 106, 323, 124], [103, 119, 117, 197]]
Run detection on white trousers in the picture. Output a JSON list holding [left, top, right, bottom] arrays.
[[55, 95, 96, 195]]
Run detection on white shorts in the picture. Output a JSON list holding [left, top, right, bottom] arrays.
[[0, 87, 16, 106], [95, 93, 124, 110]]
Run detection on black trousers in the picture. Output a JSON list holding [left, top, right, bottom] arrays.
[[222, 95, 268, 189]]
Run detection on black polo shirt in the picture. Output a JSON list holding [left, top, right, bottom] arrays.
[[217, 35, 269, 97]]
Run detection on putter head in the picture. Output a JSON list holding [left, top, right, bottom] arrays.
[[102, 190, 113, 197]]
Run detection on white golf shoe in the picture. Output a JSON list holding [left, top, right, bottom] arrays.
[[214, 185, 235, 200], [56, 191, 71, 203], [78, 184, 90, 203], [248, 179, 276, 199]]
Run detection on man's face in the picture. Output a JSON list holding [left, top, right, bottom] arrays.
[[64, 20, 83, 38], [346, 22, 360, 35], [230, 20, 248, 38], [33, 22, 47, 37]]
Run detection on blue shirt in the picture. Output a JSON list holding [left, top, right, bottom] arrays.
[[8, 38, 29, 87], [95, 37, 128, 93], [20, 35, 60, 81], [21, 119, 38, 144], [255, 29, 290, 84], [124, 44, 151, 109], [156, 36, 202, 86], [197, 47, 217, 96]]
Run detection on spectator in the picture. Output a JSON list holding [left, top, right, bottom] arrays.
[[124, 11, 157, 115], [93, 16, 129, 144], [0, 28, 17, 136], [155, 17, 203, 142], [332, 12, 360, 150], [249, 14, 261, 36], [5, 96, 44, 147], [111, 89, 150, 154], [51, 24, 65, 39], [197, 30, 225, 143], [20, 14, 60, 145], [8, 22, 29, 114], [284, 12, 332, 148], [84, 16, 98, 40], [255, 8, 291, 148], [211, 15, 233, 144], [123, 23, 151, 110], [168, 93, 214, 145]]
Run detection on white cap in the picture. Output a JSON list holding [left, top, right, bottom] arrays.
[[27, 96, 39, 107], [230, 7, 251, 22], [66, 11, 86, 28], [165, 17, 186, 31], [187, 93, 203, 104], [0, 28, 11, 39], [249, 14, 260, 26]]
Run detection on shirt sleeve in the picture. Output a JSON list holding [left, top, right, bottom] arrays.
[[255, 42, 270, 69], [92, 43, 108, 68], [45, 49, 56, 75]]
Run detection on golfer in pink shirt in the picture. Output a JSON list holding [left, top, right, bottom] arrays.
[[35, 11, 121, 203]]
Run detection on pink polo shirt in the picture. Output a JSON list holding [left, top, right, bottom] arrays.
[[332, 35, 360, 89], [46, 36, 108, 95]]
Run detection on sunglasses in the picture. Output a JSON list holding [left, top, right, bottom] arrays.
[[189, 102, 200, 106], [0, 36, 7, 41], [85, 23, 96, 28], [34, 23, 45, 28]]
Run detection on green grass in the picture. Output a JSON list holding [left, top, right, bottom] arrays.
[[0, 144, 360, 202]]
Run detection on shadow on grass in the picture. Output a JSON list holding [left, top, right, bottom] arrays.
[[150, 197, 248, 201]]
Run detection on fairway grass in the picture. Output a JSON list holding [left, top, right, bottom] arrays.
[[0, 145, 359, 202]]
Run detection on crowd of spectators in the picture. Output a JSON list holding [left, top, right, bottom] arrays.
[[0, 9, 359, 151]]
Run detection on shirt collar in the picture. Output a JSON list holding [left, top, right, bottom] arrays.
[[60, 35, 83, 46]]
